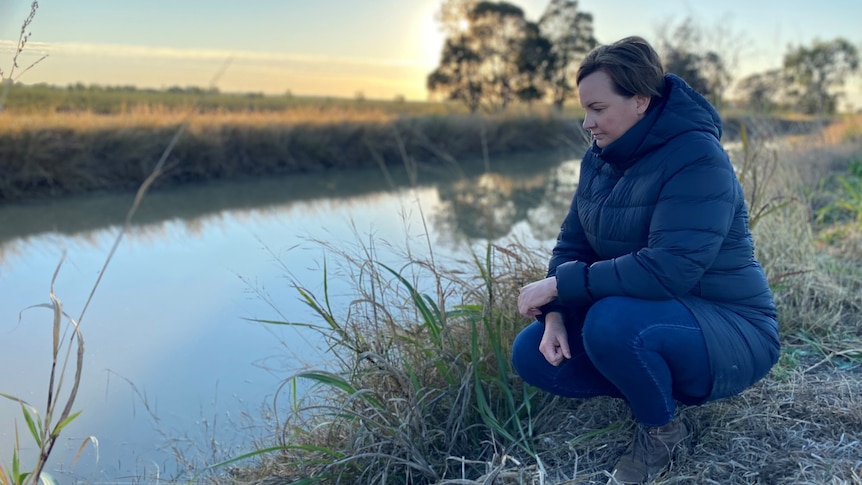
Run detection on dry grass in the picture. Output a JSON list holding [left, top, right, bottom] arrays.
[[0, 97, 582, 133], [0, 105, 400, 133], [818, 114, 862, 145], [501, 359, 862, 485]]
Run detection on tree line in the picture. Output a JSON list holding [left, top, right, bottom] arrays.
[[427, 0, 860, 115]]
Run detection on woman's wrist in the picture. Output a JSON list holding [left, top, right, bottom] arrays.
[[544, 311, 564, 327]]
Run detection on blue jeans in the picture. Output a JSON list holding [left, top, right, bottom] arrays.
[[511, 296, 711, 427]]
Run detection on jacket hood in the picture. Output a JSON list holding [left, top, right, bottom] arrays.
[[592, 73, 723, 170]]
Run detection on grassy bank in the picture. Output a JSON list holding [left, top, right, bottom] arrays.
[[215, 122, 862, 484], [0, 109, 584, 203]]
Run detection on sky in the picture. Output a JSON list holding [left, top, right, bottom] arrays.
[[1, 0, 861, 106]]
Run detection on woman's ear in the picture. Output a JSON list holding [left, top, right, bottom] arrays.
[[635, 95, 651, 115]]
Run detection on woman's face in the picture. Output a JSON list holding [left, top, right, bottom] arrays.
[[579, 70, 650, 148]]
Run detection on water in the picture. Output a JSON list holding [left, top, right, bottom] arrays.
[[0, 151, 580, 483]]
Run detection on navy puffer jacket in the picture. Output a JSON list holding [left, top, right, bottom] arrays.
[[546, 74, 780, 401]]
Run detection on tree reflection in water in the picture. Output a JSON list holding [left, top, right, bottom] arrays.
[[433, 156, 580, 246]]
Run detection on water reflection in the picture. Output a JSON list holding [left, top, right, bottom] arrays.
[[0, 148, 583, 482], [434, 158, 579, 244], [1, 150, 581, 264]]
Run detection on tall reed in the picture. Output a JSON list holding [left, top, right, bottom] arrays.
[[0, 4, 86, 484], [0, 1, 47, 114], [1, 5, 219, 482]]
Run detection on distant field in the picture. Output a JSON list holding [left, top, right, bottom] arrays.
[[1, 83, 430, 114], [1, 83, 580, 117]]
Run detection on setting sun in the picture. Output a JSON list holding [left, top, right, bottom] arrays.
[[419, 2, 446, 71]]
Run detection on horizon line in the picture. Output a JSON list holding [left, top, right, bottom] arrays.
[[0, 39, 432, 69]]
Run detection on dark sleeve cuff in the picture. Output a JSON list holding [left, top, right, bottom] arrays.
[[556, 260, 595, 305], [536, 299, 566, 323]]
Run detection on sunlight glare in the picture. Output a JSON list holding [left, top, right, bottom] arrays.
[[419, 4, 446, 69]]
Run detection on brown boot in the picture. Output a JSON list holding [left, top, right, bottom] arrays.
[[607, 418, 688, 485]]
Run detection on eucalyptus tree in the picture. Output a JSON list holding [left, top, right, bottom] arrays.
[[470, 1, 530, 111], [537, 0, 597, 111], [428, 0, 535, 112], [782, 38, 860, 114], [736, 69, 785, 113], [514, 20, 552, 106], [427, 34, 484, 112], [657, 19, 732, 109]]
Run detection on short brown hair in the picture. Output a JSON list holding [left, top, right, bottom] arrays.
[[576, 36, 665, 98]]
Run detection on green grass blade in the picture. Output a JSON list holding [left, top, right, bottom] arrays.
[[20, 403, 42, 448], [297, 371, 384, 409], [280, 444, 345, 458], [470, 319, 506, 435], [295, 287, 352, 345], [322, 256, 334, 320], [245, 318, 317, 327], [470, 314, 536, 458], [11, 440, 19, 485], [470, 244, 495, 292], [52, 409, 83, 437], [422, 293, 444, 327], [0, 393, 30, 405], [188, 445, 288, 484], [377, 263, 442, 346], [291, 376, 298, 412], [298, 371, 358, 394]]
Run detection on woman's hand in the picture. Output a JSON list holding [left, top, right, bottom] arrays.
[[518, 276, 558, 318], [539, 313, 570, 366]]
